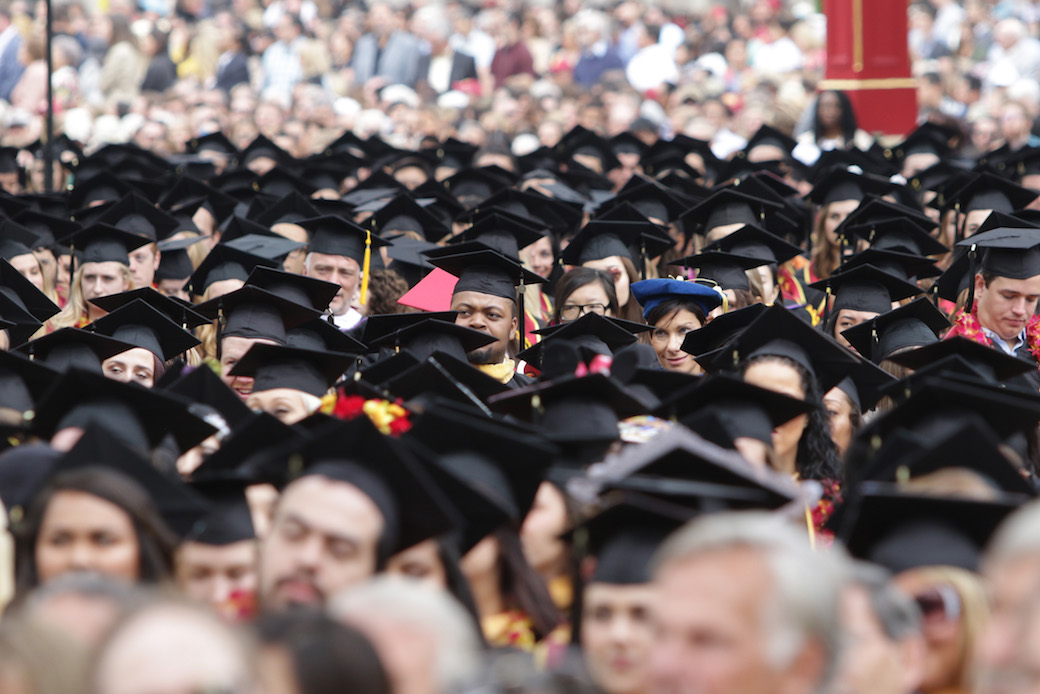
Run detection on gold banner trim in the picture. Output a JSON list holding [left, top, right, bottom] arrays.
[[818, 77, 917, 90]]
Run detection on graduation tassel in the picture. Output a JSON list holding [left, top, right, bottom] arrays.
[[640, 239, 647, 280], [964, 243, 978, 312], [518, 274, 526, 351], [215, 301, 225, 361], [359, 228, 372, 305]]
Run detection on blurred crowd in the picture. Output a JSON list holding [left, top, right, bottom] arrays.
[[0, 0, 1038, 166]]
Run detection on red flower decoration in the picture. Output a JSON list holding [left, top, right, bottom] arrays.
[[333, 393, 367, 419]]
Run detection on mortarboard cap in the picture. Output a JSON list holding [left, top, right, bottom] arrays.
[[62, 223, 152, 265], [630, 278, 724, 320], [428, 248, 545, 302], [228, 342, 352, 397], [958, 226, 1040, 279], [707, 304, 860, 392], [447, 212, 546, 260], [807, 167, 894, 206], [559, 219, 674, 268], [184, 479, 255, 545], [809, 263, 922, 315], [0, 219, 42, 261], [887, 335, 1034, 383], [162, 365, 253, 431], [155, 235, 205, 281], [941, 172, 1038, 214], [86, 299, 200, 361], [96, 192, 180, 242], [185, 244, 278, 297], [88, 286, 210, 329], [364, 193, 451, 243], [368, 317, 495, 363], [678, 188, 782, 236], [195, 285, 320, 344], [298, 215, 390, 265], [841, 297, 950, 364], [669, 250, 766, 292], [16, 327, 133, 374], [244, 265, 339, 312]]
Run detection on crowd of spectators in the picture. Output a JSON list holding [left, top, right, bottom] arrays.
[[0, 0, 1037, 169]]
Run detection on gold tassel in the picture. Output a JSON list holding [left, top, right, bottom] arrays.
[[360, 229, 372, 305], [805, 503, 816, 550]]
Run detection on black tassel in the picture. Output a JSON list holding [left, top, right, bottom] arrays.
[[964, 243, 979, 312], [518, 276, 526, 352]]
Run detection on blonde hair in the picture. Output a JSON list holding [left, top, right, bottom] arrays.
[[906, 566, 988, 694], [44, 263, 133, 332]]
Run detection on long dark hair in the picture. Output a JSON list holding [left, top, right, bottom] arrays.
[[645, 297, 706, 328], [255, 611, 391, 694], [436, 535, 487, 645], [13, 467, 177, 600], [813, 90, 858, 144], [495, 526, 561, 640], [740, 354, 842, 481], [552, 267, 619, 324]]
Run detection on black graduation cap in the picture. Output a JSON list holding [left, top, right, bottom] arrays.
[[224, 233, 305, 264], [558, 127, 622, 173], [739, 125, 797, 160], [159, 176, 238, 223], [33, 367, 217, 453], [0, 444, 63, 523], [488, 373, 647, 451], [195, 285, 320, 344], [364, 193, 451, 243], [595, 425, 803, 510], [154, 235, 204, 281], [189, 411, 304, 485], [0, 146, 21, 174], [240, 135, 291, 168], [298, 215, 390, 264], [88, 286, 210, 329], [701, 223, 804, 265], [12, 209, 80, 248], [43, 424, 211, 538], [959, 226, 1040, 279], [16, 327, 133, 374], [228, 342, 352, 397], [707, 304, 860, 392], [186, 244, 277, 297], [941, 172, 1038, 214], [0, 218, 42, 261], [832, 483, 1021, 573], [517, 313, 650, 374], [368, 317, 496, 363], [377, 351, 512, 409], [96, 192, 180, 242], [448, 212, 546, 260], [841, 214, 949, 257], [806, 167, 894, 206], [386, 237, 437, 287], [428, 248, 546, 301], [887, 122, 953, 162], [680, 303, 767, 358], [670, 251, 767, 292], [254, 167, 316, 198], [841, 297, 950, 364], [86, 299, 200, 361], [907, 162, 961, 194], [0, 348, 59, 414], [162, 364, 253, 431], [360, 311, 459, 345], [244, 265, 338, 312], [835, 247, 940, 283], [407, 420, 553, 547], [809, 263, 922, 315], [62, 223, 152, 265], [656, 374, 815, 447], [559, 219, 674, 269], [265, 415, 460, 556], [678, 188, 783, 236], [836, 357, 898, 414], [184, 479, 255, 545], [854, 418, 1035, 497], [0, 257, 60, 324], [286, 318, 366, 354], [886, 336, 1034, 383], [188, 132, 239, 158], [67, 171, 134, 209]]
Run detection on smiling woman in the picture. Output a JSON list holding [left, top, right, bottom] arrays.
[[630, 278, 723, 375]]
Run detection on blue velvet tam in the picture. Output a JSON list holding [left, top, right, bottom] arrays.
[[630, 278, 723, 321]]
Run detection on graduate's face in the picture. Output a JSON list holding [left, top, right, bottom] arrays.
[[385, 539, 447, 591], [176, 539, 259, 615], [246, 388, 314, 425], [129, 244, 160, 289], [259, 476, 384, 611], [103, 348, 158, 388], [834, 585, 925, 694], [821, 199, 860, 246], [521, 482, 569, 577], [583, 582, 656, 694], [10, 252, 44, 291], [305, 252, 360, 317], [651, 309, 703, 375], [221, 336, 278, 399], [523, 236, 555, 279], [742, 359, 808, 471], [584, 256, 631, 307], [833, 309, 878, 349], [81, 262, 130, 303], [975, 274, 1040, 341], [823, 387, 855, 456], [451, 291, 516, 365], [36, 490, 140, 585]]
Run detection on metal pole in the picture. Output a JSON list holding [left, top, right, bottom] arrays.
[[43, 0, 54, 193]]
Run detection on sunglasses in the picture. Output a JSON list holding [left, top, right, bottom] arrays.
[[913, 585, 962, 623]]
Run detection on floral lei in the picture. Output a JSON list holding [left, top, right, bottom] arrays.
[[322, 388, 413, 436], [946, 306, 1040, 364]]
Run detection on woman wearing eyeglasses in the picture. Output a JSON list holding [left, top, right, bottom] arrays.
[[890, 566, 988, 694], [552, 268, 619, 324]]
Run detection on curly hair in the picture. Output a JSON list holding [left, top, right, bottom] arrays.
[[363, 268, 411, 316], [740, 354, 842, 481]]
